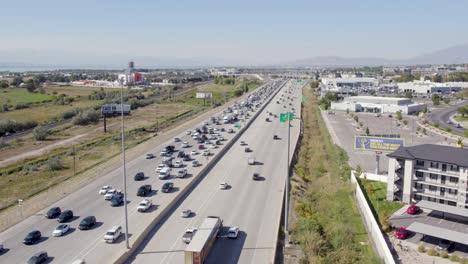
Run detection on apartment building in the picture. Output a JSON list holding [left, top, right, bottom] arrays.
[[386, 144, 468, 208]]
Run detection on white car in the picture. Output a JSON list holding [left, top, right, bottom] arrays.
[[176, 169, 187, 178], [240, 141, 247, 146], [190, 150, 198, 155], [173, 160, 183, 168], [104, 189, 117, 200], [99, 185, 112, 195], [174, 137, 181, 142], [186, 130, 192, 135], [227, 227, 239, 239], [219, 182, 228, 190], [137, 199, 152, 212], [183, 228, 197, 244], [156, 164, 167, 173], [53, 224, 70, 237], [182, 142, 190, 148], [191, 160, 199, 167], [181, 209, 192, 218], [104, 226, 122, 243], [202, 150, 210, 156]]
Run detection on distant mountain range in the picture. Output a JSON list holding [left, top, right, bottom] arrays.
[[1, 44, 468, 70], [289, 44, 468, 67]]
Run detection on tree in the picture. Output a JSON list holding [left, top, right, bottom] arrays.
[[32, 125, 51, 141], [365, 127, 370, 135], [432, 74, 443, 83], [443, 97, 450, 104], [10, 77, 23, 87], [25, 79, 36, 93], [422, 106, 428, 114], [404, 92, 413, 99], [0, 80, 9, 88], [354, 116, 359, 122], [432, 94, 441, 106], [396, 111, 402, 121], [457, 106, 468, 117]]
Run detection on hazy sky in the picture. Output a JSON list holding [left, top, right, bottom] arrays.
[[1, 0, 467, 66]]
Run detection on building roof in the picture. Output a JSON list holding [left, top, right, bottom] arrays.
[[185, 217, 220, 252], [406, 222, 468, 245], [417, 200, 468, 218], [387, 144, 468, 167]]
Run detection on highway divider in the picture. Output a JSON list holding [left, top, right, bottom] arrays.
[[114, 81, 287, 264]]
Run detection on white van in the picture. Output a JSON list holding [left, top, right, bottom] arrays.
[[159, 167, 171, 180]]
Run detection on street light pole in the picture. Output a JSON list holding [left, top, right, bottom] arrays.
[[120, 77, 130, 249], [285, 109, 291, 246]]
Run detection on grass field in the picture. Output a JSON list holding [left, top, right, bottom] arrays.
[[0, 89, 55, 105], [358, 179, 404, 226], [44, 85, 114, 97], [454, 116, 468, 122], [291, 88, 380, 263]]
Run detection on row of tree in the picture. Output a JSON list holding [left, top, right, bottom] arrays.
[[458, 105, 468, 117]]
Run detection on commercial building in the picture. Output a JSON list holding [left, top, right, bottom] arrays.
[[321, 77, 379, 90], [386, 144, 468, 208], [330, 96, 426, 114], [398, 81, 464, 94]]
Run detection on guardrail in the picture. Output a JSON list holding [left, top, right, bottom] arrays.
[[114, 81, 286, 264]]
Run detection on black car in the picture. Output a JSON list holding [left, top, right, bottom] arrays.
[[24, 230, 42, 245], [178, 151, 185, 158], [137, 185, 152, 197], [57, 210, 73, 223], [134, 172, 145, 181], [245, 147, 251, 153], [273, 135, 279, 140], [110, 193, 124, 206], [27, 251, 48, 264], [79, 216, 96, 230], [183, 155, 191, 161], [161, 182, 174, 193], [45, 207, 61, 219], [252, 173, 261, 181]]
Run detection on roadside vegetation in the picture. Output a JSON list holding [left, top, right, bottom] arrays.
[[290, 88, 380, 263]]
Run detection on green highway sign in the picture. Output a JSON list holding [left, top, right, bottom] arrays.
[[280, 112, 294, 123], [297, 79, 302, 83]]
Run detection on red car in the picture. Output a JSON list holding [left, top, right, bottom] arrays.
[[394, 227, 410, 240], [406, 205, 421, 215], [198, 144, 205, 150]]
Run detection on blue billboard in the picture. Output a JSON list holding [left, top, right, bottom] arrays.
[[354, 136, 404, 152]]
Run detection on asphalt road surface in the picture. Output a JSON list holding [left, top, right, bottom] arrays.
[[127, 80, 302, 264], [429, 100, 467, 136], [0, 81, 283, 264]]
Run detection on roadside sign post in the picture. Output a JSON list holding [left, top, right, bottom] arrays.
[[280, 110, 294, 247]]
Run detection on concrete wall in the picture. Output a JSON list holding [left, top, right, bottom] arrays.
[[359, 172, 388, 183], [351, 171, 397, 264], [402, 159, 414, 203], [386, 158, 397, 201]]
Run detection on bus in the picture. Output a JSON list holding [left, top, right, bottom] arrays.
[[184, 216, 223, 264]]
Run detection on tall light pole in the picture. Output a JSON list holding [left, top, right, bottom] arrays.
[[284, 80, 293, 248], [119, 77, 130, 249]]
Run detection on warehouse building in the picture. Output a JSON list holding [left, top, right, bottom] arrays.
[[330, 96, 426, 114], [398, 81, 464, 94]]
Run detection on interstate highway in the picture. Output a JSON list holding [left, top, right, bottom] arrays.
[[0, 81, 282, 264], [127, 80, 303, 264]]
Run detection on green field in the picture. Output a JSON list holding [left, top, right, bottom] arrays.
[[454, 116, 468, 122], [0, 89, 55, 105]]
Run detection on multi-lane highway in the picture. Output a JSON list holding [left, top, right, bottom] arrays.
[[127, 80, 303, 264], [0, 80, 285, 263], [429, 100, 467, 135]]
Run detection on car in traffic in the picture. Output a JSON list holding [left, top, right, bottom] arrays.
[[394, 227, 409, 240], [79, 216, 96, 230], [240, 141, 247, 146], [406, 204, 421, 215], [182, 142, 190, 148], [202, 150, 210, 156], [27, 251, 48, 264], [174, 137, 181, 142], [161, 182, 174, 193], [248, 157, 256, 165], [252, 173, 261, 181], [219, 182, 228, 190], [52, 224, 70, 237], [110, 193, 124, 206], [57, 210, 74, 223], [24, 230, 42, 245], [104, 189, 117, 200], [134, 172, 145, 181], [245, 147, 251, 152], [227, 128, 234, 133], [137, 199, 152, 212], [104, 226, 122, 243], [192, 160, 199, 167], [45, 207, 61, 219], [176, 169, 187, 178], [156, 164, 167, 173], [183, 155, 191, 161], [99, 185, 112, 195], [191, 150, 198, 155], [137, 185, 152, 196], [273, 135, 279, 140], [173, 160, 183, 168], [181, 209, 193, 218], [145, 153, 155, 159], [182, 228, 197, 244], [186, 130, 191, 135], [227, 227, 239, 239]]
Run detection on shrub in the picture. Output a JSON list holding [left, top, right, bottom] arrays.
[[418, 245, 426, 253], [449, 255, 460, 262], [354, 115, 359, 122], [403, 120, 408, 126], [422, 128, 427, 135], [32, 125, 51, 141], [0, 119, 38, 136], [445, 127, 452, 133], [14, 103, 31, 110], [439, 251, 449, 258], [434, 122, 440, 128], [72, 109, 101, 126], [460, 258, 468, 264], [426, 248, 438, 256], [465, 130, 468, 137], [46, 157, 64, 171], [61, 108, 80, 120]]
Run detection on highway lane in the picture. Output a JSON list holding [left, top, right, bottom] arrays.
[[128, 80, 302, 264], [429, 100, 467, 135], [0, 81, 281, 263]]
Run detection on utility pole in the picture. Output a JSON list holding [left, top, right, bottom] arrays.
[[285, 109, 291, 247], [119, 77, 130, 249]]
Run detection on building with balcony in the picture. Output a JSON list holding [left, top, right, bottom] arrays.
[[386, 144, 468, 209]]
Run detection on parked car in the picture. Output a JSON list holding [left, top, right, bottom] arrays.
[[406, 204, 421, 215], [134, 172, 145, 181], [137, 199, 152, 212], [181, 209, 192, 218], [394, 227, 410, 240], [52, 224, 70, 237], [161, 182, 174, 193], [24, 230, 42, 245], [104, 226, 122, 243], [79, 216, 96, 230], [137, 185, 152, 197], [436, 239, 455, 252], [57, 210, 74, 223], [45, 207, 61, 219], [27, 251, 48, 264], [227, 227, 239, 239], [99, 185, 112, 195]]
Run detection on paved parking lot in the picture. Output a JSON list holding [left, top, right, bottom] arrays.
[[323, 111, 456, 173]]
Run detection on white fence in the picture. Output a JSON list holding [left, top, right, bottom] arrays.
[[351, 171, 396, 264], [359, 172, 388, 183]]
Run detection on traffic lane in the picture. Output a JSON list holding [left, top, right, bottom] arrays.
[[430, 100, 468, 135], [0, 90, 265, 264], [129, 83, 292, 263]]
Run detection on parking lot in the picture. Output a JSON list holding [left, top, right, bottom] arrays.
[[323, 111, 456, 173]]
